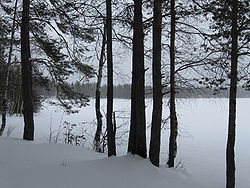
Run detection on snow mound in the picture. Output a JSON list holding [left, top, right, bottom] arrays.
[[0, 137, 209, 188]]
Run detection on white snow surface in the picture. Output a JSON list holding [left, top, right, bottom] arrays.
[[0, 137, 208, 188], [1, 98, 250, 187]]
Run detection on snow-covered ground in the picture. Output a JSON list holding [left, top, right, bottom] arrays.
[[0, 137, 209, 188], [1, 98, 250, 187]]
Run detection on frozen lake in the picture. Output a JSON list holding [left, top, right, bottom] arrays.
[[3, 98, 250, 188]]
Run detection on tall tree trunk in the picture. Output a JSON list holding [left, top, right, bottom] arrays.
[[0, 0, 19, 136], [226, 0, 238, 187], [21, 0, 34, 140], [128, 0, 146, 158], [106, 0, 116, 156], [94, 25, 106, 153], [168, 0, 178, 168], [149, 0, 163, 167]]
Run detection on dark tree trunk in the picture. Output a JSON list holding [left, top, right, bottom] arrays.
[[168, 0, 178, 168], [106, 0, 116, 156], [226, 0, 238, 187], [0, 98, 6, 136], [113, 111, 116, 137], [94, 25, 106, 153], [128, 0, 146, 158], [21, 0, 34, 141], [149, 0, 163, 167], [0, 0, 18, 136]]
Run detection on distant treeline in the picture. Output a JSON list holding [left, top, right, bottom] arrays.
[[69, 82, 250, 99], [71, 82, 133, 99], [35, 81, 250, 99]]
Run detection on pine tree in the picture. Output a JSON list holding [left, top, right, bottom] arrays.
[[198, 0, 249, 186], [21, 0, 35, 140], [168, 0, 178, 168], [106, 0, 116, 156], [128, 0, 147, 158], [149, 0, 163, 167], [226, 1, 238, 187]]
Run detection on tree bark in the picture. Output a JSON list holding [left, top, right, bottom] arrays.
[[149, 0, 163, 167], [21, 0, 35, 141], [168, 0, 178, 168], [226, 0, 238, 187], [0, 0, 19, 136], [128, 0, 146, 158], [94, 25, 106, 153], [106, 0, 116, 156]]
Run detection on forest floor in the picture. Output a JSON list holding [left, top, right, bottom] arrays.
[[0, 137, 209, 188]]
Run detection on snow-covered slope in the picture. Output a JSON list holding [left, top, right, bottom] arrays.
[[0, 137, 209, 188]]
